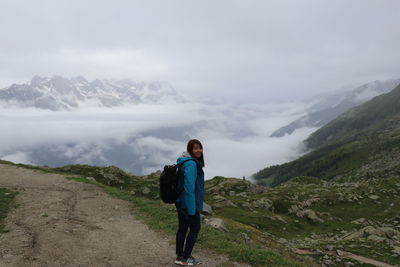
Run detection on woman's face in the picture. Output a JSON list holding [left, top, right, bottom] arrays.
[[192, 143, 203, 159]]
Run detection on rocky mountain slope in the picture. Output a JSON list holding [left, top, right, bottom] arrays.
[[0, 75, 186, 110], [270, 79, 400, 137], [253, 82, 400, 187]]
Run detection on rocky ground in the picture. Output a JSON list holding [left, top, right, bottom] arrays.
[[204, 176, 400, 266]]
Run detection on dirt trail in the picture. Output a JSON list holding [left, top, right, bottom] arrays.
[[0, 163, 246, 267]]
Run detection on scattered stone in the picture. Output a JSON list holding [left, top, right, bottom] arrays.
[[325, 245, 334, 251], [251, 197, 273, 210], [392, 246, 400, 255], [367, 234, 386, 242], [368, 195, 380, 200], [277, 238, 288, 244], [85, 176, 95, 181], [212, 195, 225, 201]]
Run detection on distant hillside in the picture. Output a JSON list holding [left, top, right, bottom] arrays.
[[0, 75, 186, 110], [254, 83, 400, 187], [270, 79, 400, 137]]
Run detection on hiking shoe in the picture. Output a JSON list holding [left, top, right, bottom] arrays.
[[187, 256, 202, 265], [175, 256, 191, 266]]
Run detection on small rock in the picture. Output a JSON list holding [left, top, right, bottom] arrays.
[[141, 187, 150, 195], [368, 195, 380, 200], [86, 176, 95, 181], [351, 218, 366, 224], [336, 250, 345, 256], [239, 232, 251, 242]]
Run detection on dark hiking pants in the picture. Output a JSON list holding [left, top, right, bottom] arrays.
[[176, 208, 201, 258]]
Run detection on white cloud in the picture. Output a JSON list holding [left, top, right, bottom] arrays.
[[2, 151, 32, 165], [0, 101, 316, 179]]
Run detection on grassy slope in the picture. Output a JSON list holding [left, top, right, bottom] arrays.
[[0, 160, 309, 267]]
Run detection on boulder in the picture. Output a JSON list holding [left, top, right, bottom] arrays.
[[392, 246, 400, 255], [202, 202, 213, 215], [296, 209, 324, 223], [205, 217, 228, 232]]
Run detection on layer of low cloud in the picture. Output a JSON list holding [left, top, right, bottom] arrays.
[[0, 101, 316, 179]]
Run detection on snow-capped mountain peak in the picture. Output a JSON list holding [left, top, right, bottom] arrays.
[[0, 75, 186, 110]]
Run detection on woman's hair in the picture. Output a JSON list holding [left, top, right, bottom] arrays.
[[187, 139, 205, 167]]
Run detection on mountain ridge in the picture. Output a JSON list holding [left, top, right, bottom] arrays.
[[270, 79, 400, 138]]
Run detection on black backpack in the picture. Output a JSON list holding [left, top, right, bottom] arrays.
[[160, 159, 194, 204]]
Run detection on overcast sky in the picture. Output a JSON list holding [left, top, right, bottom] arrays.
[[1, 0, 399, 103]]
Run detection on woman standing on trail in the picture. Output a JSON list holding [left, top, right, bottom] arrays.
[[174, 139, 205, 266]]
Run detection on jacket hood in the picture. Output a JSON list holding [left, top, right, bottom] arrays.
[[181, 151, 191, 157], [177, 151, 192, 165]]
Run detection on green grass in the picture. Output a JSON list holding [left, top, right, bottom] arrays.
[[0, 188, 18, 233]]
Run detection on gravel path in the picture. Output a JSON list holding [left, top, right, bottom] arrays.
[[0, 163, 245, 267]]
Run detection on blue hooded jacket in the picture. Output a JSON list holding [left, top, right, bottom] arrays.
[[175, 151, 205, 215]]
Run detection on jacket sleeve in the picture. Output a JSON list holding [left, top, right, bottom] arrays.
[[182, 160, 197, 215]]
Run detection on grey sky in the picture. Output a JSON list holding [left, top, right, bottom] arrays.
[[1, 0, 400, 103]]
